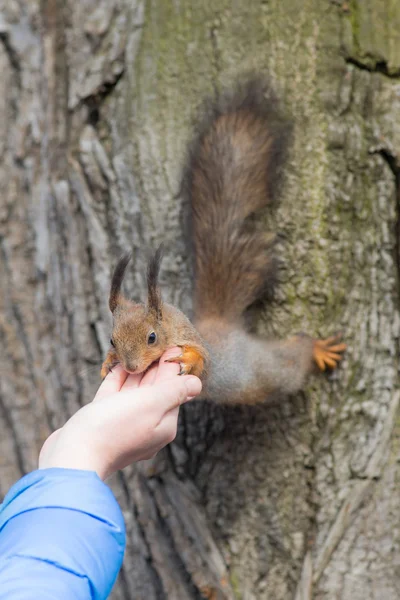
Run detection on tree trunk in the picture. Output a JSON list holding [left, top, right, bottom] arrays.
[[1, 1, 399, 598]]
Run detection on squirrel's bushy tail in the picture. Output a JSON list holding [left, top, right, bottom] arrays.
[[186, 78, 292, 324]]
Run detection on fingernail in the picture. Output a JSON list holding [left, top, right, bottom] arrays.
[[184, 376, 202, 397]]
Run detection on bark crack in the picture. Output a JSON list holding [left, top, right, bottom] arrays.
[[370, 147, 400, 307], [345, 56, 400, 79], [0, 237, 54, 434], [148, 476, 206, 600], [0, 31, 22, 79], [295, 389, 400, 597], [81, 64, 125, 126], [117, 470, 166, 600], [0, 29, 22, 120]]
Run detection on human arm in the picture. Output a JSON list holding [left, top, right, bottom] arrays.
[[0, 349, 201, 599]]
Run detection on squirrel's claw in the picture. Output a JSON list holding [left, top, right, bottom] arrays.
[[179, 364, 192, 376], [313, 335, 347, 372], [166, 345, 205, 378]]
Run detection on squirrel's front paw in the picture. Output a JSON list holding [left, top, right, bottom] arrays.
[[313, 334, 347, 371], [100, 349, 120, 379], [165, 345, 205, 378]]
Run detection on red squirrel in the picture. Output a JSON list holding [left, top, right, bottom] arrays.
[[101, 79, 346, 404]]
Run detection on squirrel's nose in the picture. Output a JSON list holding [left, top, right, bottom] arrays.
[[125, 361, 138, 373]]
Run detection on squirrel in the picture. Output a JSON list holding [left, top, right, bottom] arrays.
[[101, 79, 346, 405]]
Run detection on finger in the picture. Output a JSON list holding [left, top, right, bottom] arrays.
[[155, 347, 181, 382], [128, 374, 202, 415], [138, 347, 182, 388], [154, 375, 202, 411], [94, 364, 129, 402], [180, 375, 202, 401], [139, 361, 160, 386], [121, 372, 143, 391]]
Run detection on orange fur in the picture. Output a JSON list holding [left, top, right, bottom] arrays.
[[165, 345, 205, 377], [101, 264, 209, 379], [100, 348, 120, 379]]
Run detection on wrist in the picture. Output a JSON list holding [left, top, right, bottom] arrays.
[[39, 433, 106, 479]]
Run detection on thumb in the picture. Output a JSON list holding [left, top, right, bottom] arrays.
[[132, 375, 202, 414], [94, 364, 129, 402]]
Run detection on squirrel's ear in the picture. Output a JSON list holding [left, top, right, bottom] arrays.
[[147, 244, 163, 321], [109, 253, 132, 313]]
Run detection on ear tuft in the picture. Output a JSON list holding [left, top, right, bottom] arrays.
[[109, 253, 132, 312], [147, 244, 164, 320]]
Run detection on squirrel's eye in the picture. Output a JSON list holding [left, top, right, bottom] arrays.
[[110, 338, 115, 347], [148, 332, 157, 345]]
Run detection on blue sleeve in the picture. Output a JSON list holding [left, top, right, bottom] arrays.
[[0, 468, 126, 600]]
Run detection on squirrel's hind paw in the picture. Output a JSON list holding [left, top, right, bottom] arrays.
[[313, 335, 347, 371]]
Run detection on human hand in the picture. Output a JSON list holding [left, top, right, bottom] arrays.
[[39, 348, 202, 480]]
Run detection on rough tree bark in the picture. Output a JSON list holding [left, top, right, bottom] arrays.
[[0, 1, 399, 598]]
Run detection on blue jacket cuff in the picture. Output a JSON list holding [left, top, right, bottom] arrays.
[[0, 468, 126, 599]]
